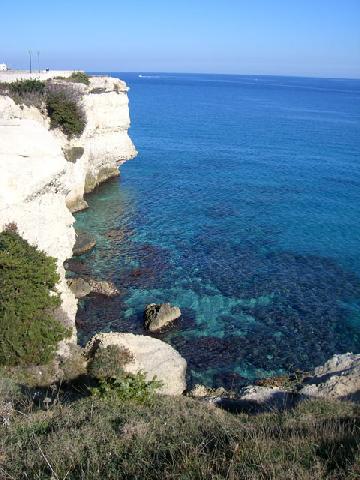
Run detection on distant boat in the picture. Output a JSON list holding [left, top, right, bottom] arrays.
[[138, 74, 160, 79]]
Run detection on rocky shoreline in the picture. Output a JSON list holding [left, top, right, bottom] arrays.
[[1, 72, 359, 405]]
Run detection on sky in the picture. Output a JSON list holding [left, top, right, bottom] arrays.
[[1, 0, 359, 78]]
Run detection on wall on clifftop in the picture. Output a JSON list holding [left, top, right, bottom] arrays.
[[0, 75, 136, 349]]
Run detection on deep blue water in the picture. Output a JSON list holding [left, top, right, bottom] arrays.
[[74, 73, 360, 389]]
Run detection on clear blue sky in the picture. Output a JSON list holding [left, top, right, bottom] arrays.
[[1, 0, 359, 78]]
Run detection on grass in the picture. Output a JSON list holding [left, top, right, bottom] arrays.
[[0, 388, 359, 479]]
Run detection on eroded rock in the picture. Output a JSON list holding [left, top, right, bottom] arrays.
[[144, 303, 181, 332], [300, 353, 360, 402], [67, 277, 119, 298]]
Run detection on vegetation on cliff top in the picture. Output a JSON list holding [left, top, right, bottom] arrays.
[[55, 71, 90, 85], [0, 78, 86, 138], [0, 227, 70, 366]]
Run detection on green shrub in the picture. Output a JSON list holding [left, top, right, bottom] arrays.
[[0, 79, 46, 107], [90, 371, 162, 404], [0, 228, 70, 366], [69, 71, 90, 85], [88, 345, 160, 404], [87, 345, 134, 380], [55, 72, 90, 85], [47, 90, 85, 138], [9, 79, 45, 97]]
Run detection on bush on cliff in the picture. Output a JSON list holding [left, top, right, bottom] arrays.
[[0, 79, 46, 107], [9, 79, 46, 97], [55, 71, 90, 85], [68, 71, 90, 85], [87, 345, 134, 380], [87, 345, 162, 404], [0, 227, 69, 366], [46, 88, 86, 138], [0, 79, 86, 138]]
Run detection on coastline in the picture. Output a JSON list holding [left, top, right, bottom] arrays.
[[0, 72, 359, 401]]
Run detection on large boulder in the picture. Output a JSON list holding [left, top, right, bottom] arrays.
[[144, 303, 181, 332], [86, 333, 187, 395], [300, 353, 360, 402]]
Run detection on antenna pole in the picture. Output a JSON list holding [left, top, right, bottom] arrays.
[[28, 50, 32, 73]]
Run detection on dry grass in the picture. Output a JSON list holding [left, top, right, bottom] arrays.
[[0, 391, 359, 479]]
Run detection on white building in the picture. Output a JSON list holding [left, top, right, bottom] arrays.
[[0, 64, 8, 71]]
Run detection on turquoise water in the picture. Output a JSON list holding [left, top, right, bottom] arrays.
[[74, 73, 360, 389]]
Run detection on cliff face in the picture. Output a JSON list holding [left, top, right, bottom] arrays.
[[0, 75, 136, 345], [63, 76, 137, 211]]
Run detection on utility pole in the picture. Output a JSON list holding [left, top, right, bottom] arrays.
[[37, 51, 40, 73], [28, 50, 32, 73]]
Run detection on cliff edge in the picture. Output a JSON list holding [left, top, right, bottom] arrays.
[[0, 74, 137, 346]]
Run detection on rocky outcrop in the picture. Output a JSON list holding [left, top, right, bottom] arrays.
[[144, 303, 181, 332], [73, 230, 96, 256], [198, 353, 360, 413], [300, 353, 360, 402], [67, 277, 120, 299], [86, 333, 187, 396], [0, 73, 136, 347]]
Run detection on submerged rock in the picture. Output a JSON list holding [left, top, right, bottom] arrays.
[[144, 303, 181, 332], [86, 333, 187, 395], [67, 277, 120, 299], [106, 227, 133, 241], [73, 230, 96, 256], [87, 278, 120, 297], [300, 353, 360, 402]]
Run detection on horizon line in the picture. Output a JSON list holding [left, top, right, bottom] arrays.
[[87, 70, 360, 81]]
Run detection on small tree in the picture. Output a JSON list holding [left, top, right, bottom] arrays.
[[0, 228, 69, 366]]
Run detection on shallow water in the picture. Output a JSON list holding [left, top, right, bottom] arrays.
[[74, 73, 360, 389]]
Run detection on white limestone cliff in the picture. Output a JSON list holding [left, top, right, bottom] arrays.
[[63, 76, 137, 212], [0, 75, 136, 347]]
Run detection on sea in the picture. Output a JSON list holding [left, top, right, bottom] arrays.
[[74, 73, 360, 390]]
